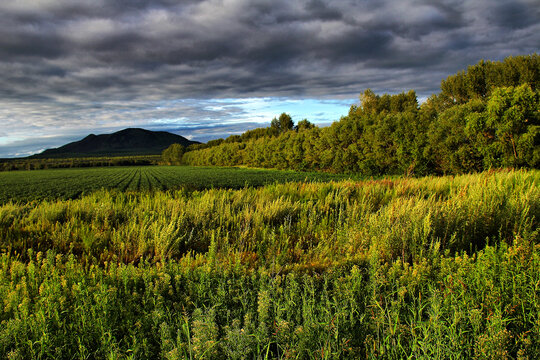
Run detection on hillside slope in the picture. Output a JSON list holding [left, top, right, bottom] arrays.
[[34, 128, 198, 158]]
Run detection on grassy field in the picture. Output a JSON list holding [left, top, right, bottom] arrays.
[[0, 165, 355, 203], [0, 169, 539, 358]]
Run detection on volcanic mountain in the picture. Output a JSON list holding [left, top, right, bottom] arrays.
[[33, 128, 199, 158]]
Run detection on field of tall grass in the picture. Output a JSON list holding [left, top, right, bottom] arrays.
[[0, 169, 538, 358]]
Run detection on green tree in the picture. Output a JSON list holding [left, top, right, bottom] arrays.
[[427, 101, 484, 174], [295, 119, 315, 131], [485, 84, 539, 167], [181, 55, 539, 175], [271, 113, 294, 133], [161, 143, 185, 165]]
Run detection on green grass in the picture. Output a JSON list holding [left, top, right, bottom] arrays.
[[0, 169, 538, 359], [1, 169, 537, 266], [3, 242, 539, 359], [0, 165, 356, 203]]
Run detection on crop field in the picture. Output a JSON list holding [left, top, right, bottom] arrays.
[[0, 165, 354, 203]]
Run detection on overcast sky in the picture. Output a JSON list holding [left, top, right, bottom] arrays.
[[0, 0, 538, 157]]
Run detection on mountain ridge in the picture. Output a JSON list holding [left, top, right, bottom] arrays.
[[32, 128, 199, 158]]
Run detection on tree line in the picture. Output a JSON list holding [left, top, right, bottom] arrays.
[[0, 155, 160, 172], [164, 54, 539, 175]]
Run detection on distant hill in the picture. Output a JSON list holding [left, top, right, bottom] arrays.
[[33, 128, 199, 158]]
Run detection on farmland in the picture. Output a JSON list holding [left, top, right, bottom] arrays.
[[0, 169, 539, 358], [0, 165, 354, 203]]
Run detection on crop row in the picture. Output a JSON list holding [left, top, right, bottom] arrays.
[[0, 166, 355, 203]]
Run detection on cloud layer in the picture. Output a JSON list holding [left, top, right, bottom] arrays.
[[0, 0, 538, 156]]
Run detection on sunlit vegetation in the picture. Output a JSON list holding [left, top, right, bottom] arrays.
[[180, 55, 539, 175], [1, 169, 539, 358], [1, 54, 539, 359]]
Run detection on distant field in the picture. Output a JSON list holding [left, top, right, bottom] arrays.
[[0, 165, 355, 203], [0, 154, 161, 171]]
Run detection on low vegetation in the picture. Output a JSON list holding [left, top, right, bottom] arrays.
[[0, 165, 355, 204], [1, 169, 538, 358]]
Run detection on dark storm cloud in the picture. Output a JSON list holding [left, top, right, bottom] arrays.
[[488, 1, 538, 29], [0, 0, 538, 157], [1, 0, 537, 100]]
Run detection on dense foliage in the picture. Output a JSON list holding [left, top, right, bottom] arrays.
[[161, 144, 186, 165], [0, 169, 538, 358], [181, 55, 539, 175]]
